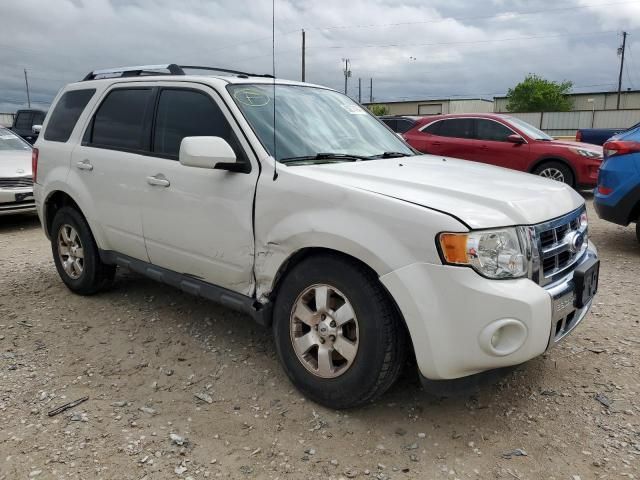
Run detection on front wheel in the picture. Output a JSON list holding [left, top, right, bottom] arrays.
[[533, 161, 574, 186], [636, 222, 640, 244], [272, 254, 407, 409], [51, 206, 116, 295]]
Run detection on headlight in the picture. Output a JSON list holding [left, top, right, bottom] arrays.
[[568, 147, 602, 159], [438, 228, 528, 279]]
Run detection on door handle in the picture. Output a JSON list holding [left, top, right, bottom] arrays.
[[432, 141, 442, 146], [146, 174, 170, 187], [76, 160, 93, 171]]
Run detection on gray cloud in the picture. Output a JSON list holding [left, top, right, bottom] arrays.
[[1, 0, 639, 112]]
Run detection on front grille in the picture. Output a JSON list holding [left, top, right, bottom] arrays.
[[0, 176, 33, 189], [535, 207, 587, 284]]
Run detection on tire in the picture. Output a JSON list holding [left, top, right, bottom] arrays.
[[533, 161, 575, 186], [50, 206, 116, 295], [272, 254, 407, 409], [636, 222, 640, 244]]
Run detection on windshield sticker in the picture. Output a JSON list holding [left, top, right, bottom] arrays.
[[233, 89, 271, 107], [341, 104, 367, 115]]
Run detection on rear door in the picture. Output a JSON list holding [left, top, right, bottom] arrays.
[[473, 118, 530, 170], [71, 86, 156, 261], [140, 84, 258, 295], [421, 118, 478, 159]]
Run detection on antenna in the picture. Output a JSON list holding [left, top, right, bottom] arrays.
[[272, 0, 278, 181]]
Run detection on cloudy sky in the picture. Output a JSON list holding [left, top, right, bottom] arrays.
[[2, 0, 640, 112]]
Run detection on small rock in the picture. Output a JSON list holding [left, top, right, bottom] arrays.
[[417, 433, 426, 439], [111, 401, 127, 407], [405, 442, 418, 450], [139, 406, 156, 415], [594, 393, 611, 408], [409, 454, 418, 462], [170, 433, 188, 446], [305, 448, 316, 455], [344, 468, 359, 478], [330, 459, 339, 466], [502, 448, 527, 459], [175, 464, 187, 475], [239, 465, 253, 475], [29, 471, 42, 478], [395, 427, 407, 436], [195, 392, 213, 404]]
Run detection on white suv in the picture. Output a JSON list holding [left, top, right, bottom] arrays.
[[33, 64, 599, 408]]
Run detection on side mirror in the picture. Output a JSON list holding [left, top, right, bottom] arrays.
[[507, 134, 525, 144], [32, 125, 42, 134], [179, 136, 249, 173]]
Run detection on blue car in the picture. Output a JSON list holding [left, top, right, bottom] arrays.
[[594, 125, 640, 243]]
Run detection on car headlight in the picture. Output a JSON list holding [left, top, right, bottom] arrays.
[[438, 228, 528, 279], [568, 147, 602, 159]]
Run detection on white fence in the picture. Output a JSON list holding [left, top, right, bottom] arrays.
[[0, 112, 15, 127], [507, 110, 640, 136]]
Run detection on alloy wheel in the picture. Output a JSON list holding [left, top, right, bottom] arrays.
[[57, 224, 84, 279], [289, 284, 360, 379], [539, 167, 566, 183]]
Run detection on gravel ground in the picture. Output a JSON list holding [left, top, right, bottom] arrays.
[[1, 197, 639, 480]]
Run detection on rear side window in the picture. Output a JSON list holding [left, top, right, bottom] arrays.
[[438, 119, 475, 139], [90, 88, 154, 150], [476, 119, 514, 142], [422, 120, 442, 135], [153, 89, 239, 158], [45, 90, 95, 142], [14, 112, 32, 129], [381, 118, 397, 132], [396, 119, 415, 134]]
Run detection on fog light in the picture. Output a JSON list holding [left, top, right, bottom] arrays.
[[479, 319, 528, 357]]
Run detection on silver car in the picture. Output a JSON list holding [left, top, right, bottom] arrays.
[[0, 127, 35, 216]]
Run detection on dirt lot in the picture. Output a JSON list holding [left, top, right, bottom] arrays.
[[1, 197, 638, 480]]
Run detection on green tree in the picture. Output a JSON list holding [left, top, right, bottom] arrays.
[[506, 74, 573, 112], [368, 104, 390, 116]]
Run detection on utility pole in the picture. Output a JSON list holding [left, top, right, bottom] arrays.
[[617, 31, 628, 110], [369, 78, 373, 103], [358, 78, 362, 103], [342, 58, 351, 95], [301, 29, 306, 82], [24, 69, 31, 108]]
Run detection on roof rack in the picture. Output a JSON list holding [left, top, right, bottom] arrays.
[[81, 64, 273, 81]]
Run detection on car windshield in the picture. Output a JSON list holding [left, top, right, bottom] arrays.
[[0, 128, 32, 152], [504, 116, 553, 140], [227, 84, 413, 163]]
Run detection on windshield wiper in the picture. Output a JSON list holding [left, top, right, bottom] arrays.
[[280, 153, 368, 164], [368, 151, 412, 159]]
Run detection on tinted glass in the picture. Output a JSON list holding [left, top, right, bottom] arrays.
[[92, 88, 153, 150], [438, 119, 474, 139], [45, 90, 95, 142], [476, 119, 514, 142], [422, 120, 442, 135], [381, 118, 397, 131], [32, 112, 46, 125], [153, 89, 236, 158], [396, 119, 415, 134], [14, 113, 32, 129]]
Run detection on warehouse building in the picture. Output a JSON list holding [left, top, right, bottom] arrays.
[[494, 89, 640, 112], [363, 98, 494, 116]]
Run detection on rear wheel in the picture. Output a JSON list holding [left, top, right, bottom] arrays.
[[533, 161, 574, 186], [51, 206, 115, 295], [636, 222, 640, 244], [272, 254, 407, 409]]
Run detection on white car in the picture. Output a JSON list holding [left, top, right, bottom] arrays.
[[33, 64, 599, 408], [0, 127, 35, 216]]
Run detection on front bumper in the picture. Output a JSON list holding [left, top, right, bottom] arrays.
[[0, 188, 36, 216], [380, 241, 598, 380]]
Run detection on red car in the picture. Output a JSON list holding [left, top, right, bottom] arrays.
[[402, 114, 603, 188]]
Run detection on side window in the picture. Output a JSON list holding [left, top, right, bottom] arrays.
[[153, 89, 241, 159], [32, 112, 46, 126], [90, 88, 154, 150], [14, 113, 32, 129], [422, 120, 442, 135], [476, 119, 514, 142], [44, 90, 95, 142], [381, 119, 397, 132], [438, 119, 475, 139], [396, 119, 415, 134]]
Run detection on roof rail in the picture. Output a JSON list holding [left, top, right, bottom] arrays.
[[82, 64, 273, 81]]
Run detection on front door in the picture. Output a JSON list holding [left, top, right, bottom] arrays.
[[140, 85, 258, 295], [472, 118, 530, 170]]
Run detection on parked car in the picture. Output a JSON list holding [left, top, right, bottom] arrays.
[[10, 109, 46, 144], [379, 115, 421, 133], [403, 113, 603, 188], [0, 127, 35, 216], [594, 124, 640, 243], [34, 64, 599, 409], [577, 121, 640, 146]]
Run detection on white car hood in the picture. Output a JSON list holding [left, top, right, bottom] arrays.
[[0, 150, 32, 178], [291, 155, 584, 229]]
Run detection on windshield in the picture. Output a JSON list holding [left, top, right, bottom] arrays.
[[504, 116, 553, 140], [0, 128, 32, 152], [227, 84, 413, 162]]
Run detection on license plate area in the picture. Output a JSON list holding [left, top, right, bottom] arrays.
[[573, 258, 600, 309]]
